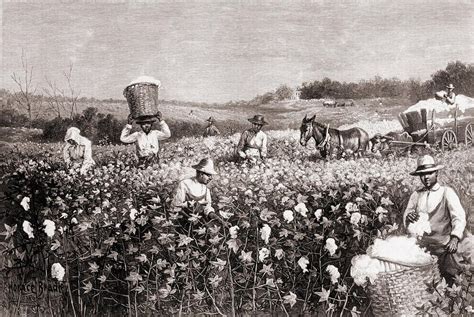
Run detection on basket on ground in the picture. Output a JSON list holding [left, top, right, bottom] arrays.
[[367, 257, 441, 317], [123, 82, 160, 122]]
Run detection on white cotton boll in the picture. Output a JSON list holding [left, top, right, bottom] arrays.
[[294, 203, 308, 217], [325, 238, 338, 256], [22, 220, 34, 239], [283, 210, 294, 223], [350, 255, 383, 286], [259, 247, 270, 262], [298, 256, 309, 273], [43, 219, 56, 238], [367, 236, 432, 266], [407, 213, 431, 237], [261, 224, 271, 244], [21, 197, 30, 211], [130, 208, 138, 220], [51, 263, 65, 282], [326, 265, 340, 284], [350, 212, 361, 225], [314, 209, 322, 221], [229, 226, 239, 239]]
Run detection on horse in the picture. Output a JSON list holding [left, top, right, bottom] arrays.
[[299, 115, 371, 159]]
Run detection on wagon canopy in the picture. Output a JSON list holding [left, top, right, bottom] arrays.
[[398, 95, 474, 134]]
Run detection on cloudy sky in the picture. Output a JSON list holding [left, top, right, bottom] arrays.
[[2, 0, 473, 102]]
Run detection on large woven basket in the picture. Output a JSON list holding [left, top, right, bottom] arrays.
[[123, 82, 160, 121], [367, 257, 441, 317]]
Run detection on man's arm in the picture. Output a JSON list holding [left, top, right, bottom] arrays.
[[171, 181, 187, 209], [236, 131, 248, 157], [80, 139, 95, 175], [120, 125, 138, 143], [211, 126, 220, 135], [155, 121, 171, 140], [204, 189, 214, 216], [260, 133, 268, 158], [403, 192, 419, 227], [63, 144, 71, 164], [445, 93, 456, 105], [445, 187, 467, 240]]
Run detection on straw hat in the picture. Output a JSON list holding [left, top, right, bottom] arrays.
[[206, 117, 216, 123], [192, 158, 217, 175], [446, 84, 455, 89], [248, 114, 268, 125], [410, 155, 444, 176]]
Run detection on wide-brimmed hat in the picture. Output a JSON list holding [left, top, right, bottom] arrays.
[[446, 84, 455, 89], [136, 116, 157, 124], [206, 117, 216, 123], [410, 155, 444, 176], [192, 158, 217, 175], [248, 114, 268, 125]]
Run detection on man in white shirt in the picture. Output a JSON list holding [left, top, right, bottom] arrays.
[[404, 155, 472, 283], [172, 158, 227, 230], [236, 114, 268, 164], [120, 111, 171, 166]]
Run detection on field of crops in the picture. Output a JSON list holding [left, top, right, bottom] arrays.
[[0, 130, 473, 316]]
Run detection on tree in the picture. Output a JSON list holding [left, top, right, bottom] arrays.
[[11, 50, 38, 123], [274, 85, 294, 100]]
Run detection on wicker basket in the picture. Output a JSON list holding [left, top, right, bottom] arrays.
[[367, 257, 441, 317], [123, 82, 160, 121]]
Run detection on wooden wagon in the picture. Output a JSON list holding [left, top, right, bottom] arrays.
[[395, 105, 474, 151]]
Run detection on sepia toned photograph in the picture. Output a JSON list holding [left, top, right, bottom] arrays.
[[1, 0, 473, 315]]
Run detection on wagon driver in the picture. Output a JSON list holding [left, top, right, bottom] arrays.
[[404, 155, 473, 284], [236, 114, 268, 163], [120, 111, 171, 166], [444, 84, 456, 105]]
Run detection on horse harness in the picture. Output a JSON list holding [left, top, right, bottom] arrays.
[[315, 124, 345, 152]]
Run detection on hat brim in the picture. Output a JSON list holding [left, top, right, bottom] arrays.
[[136, 118, 157, 124], [409, 165, 444, 176], [248, 119, 268, 125], [192, 164, 218, 175]]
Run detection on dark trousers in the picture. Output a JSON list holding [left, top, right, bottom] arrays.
[[137, 155, 159, 167]]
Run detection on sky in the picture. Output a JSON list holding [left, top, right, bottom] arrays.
[[2, 0, 473, 103]]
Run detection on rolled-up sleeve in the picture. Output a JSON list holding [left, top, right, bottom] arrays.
[[403, 192, 418, 227], [120, 124, 138, 143], [445, 187, 467, 239], [155, 121, 171, 140]]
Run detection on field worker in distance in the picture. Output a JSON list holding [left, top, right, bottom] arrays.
[[404, 155, 473, 284], [236, 114, 268, 163], [172, 158, 227, 227], [63, 127, 95, 175], [203, 117, 220, 137], [120, 111, 171, 166], [444, 84, 456, 105]]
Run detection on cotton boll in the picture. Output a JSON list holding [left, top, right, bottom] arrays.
[[407, 213, 431, 237], [229, 226, 239, 239], [350, 255, 383, 286], [325, 238, 338, 256], [51, 263, 65, 282], [261, 224, 271, 244], [22, 221, 34, 239], [326, 265, 340, 284], [43, 219, 56, 238], [283, 210, 294, 223]]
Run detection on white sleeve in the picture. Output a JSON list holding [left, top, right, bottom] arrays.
[[403, 192, 418, 227], [155, 121, 171, 140], [260, 133, 268, 158], [120, 125, 138, 143], [172, 181, 187, 208], [445, 187, 466, 239]]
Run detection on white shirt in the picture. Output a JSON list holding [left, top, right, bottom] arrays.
[[120, 121, 171, 157], [403, 183, 466, 239], [171, 177, 214, 215], [237, 130, 268, 158]]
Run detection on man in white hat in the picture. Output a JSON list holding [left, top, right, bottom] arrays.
[[404, 155, 472, 283], [172, 158, 220, 218], [236, 114, 268, 163], [444, 84, 456, 105], [120, 111, 171, 166], [63, 127, 95, 175], [203, 117, 220, 137]]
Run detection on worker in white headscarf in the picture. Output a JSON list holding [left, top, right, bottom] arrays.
[[63, 127, 95, 175]]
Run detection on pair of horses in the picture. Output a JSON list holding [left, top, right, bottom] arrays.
[[299, 115, 371, 159]]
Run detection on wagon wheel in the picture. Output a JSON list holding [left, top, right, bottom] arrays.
[[441, 130, 458, 151], [465, 123, 474, 147]]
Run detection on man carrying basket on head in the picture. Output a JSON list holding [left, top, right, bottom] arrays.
[[121, 76, 171, 166], [203, 117, 220, 137], [404, 155, 473, 284]]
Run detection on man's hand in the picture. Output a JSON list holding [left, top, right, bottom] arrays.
[[406, 212, 420, 224], [446, 236, 459, 253], [128, 114, 134, 125], [155, 111, 163, 122]]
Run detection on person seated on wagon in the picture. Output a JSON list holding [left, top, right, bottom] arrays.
[[444, 84, 456, 105], [171, 158, 226, 227], [203, 117, 220, 137], [236, 114, 268, 163], [404, 155, 473, 284], [120, 111, 171, 166], [63, 127, 95, 175]]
